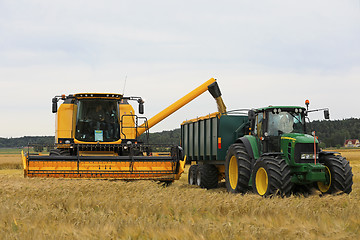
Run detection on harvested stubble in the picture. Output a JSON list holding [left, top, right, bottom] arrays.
[[0, 150, 359, 240]]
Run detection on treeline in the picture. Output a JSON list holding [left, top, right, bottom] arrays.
[[0, 136, 54, 148], [0, 130, 181, 148], [308, 118, 360, 148], [139, 129, 181, 145], [1, 118, 359, 148]]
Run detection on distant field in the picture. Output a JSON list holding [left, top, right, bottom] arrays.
[[0, 149, 359, 239], [0, 148, 23, 154]]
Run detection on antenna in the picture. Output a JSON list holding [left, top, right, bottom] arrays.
[[122, 75, 127, 95]]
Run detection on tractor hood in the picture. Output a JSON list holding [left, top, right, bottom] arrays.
[[280, 133, 319, 144]]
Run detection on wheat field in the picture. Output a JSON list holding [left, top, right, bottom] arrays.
[[0, 150, 359, 239]]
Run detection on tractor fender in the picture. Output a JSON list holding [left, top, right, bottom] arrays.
[[319, 151, 339, 157], [234, 135, 259, 164]]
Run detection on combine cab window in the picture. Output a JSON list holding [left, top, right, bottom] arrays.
[[75, 99, 120, 142], [268, 111, 305, 136]]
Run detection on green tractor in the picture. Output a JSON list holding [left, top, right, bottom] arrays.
[[228, 104, 353, 196], [182, 101, 353, 196]]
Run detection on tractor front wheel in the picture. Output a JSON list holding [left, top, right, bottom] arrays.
[[317, 154, 353, 194], [252, 157, 292, 197]]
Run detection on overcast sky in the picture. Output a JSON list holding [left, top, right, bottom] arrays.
[[0, 0, 359, 138]]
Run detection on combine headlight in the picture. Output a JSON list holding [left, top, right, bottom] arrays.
[[301, 153, 315, 159]]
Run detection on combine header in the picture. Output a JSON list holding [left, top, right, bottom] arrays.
[[22, 78, 225, 182]]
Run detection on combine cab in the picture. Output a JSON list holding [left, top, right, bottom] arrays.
[[22, 78, 225, 182]]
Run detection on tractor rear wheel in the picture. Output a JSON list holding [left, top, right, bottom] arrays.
[[188, 165, 198, 185], [317, 154, 353, 194], [196, 164, 219, 189], [252, 157, 292, 197], [225, 143, 252, 193]]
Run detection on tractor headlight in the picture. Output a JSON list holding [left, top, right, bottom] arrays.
[[301, 153, 315, 159]]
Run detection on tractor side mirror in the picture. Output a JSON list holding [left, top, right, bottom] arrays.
[[52, 98, 58, 113], [324, 109, 330, 120], [248, 109, 256, 121], [138, 99, 144, 114]]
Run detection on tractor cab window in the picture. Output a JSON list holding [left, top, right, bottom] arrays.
[[267, 110, 304, 136], [75, 99, 120, 142], [254, 112, 264, 137]]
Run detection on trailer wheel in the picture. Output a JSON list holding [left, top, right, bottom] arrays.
[[225, 143, 251, 193], [188, 165, 198, 185], [196, 164, 219, 189], [252, 157, 291, 197], [317, 155, 353, 194]]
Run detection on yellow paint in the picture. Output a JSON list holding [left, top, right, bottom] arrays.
[[138, 78, 217, 135], [256, 167, 268, 196], [56, 103, 75, 141], [119, 102, 137, 139], [175, 155, 186, 180], [229, 156, 238, 190], [317, 166, 331, 193], [75, 93, 123, 100], [78, 151, 119, 156], [26, 159, 178, 179], [21, 150, 27, 170], [181, 112, 220, 125], [281, 137, 297, 142]]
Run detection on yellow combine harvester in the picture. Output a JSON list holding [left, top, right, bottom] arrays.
[[22, 78, 225, 182]]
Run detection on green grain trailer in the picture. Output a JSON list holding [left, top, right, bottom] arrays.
[[181, 105, 353, 196]]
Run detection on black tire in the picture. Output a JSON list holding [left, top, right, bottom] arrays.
[[196, 164, 219, 189], [317, 154, 353, 194], [291, 184, 313, 197], [225, 143, 252, 193], [49, 149, 61, 155], [280, 158, 293, 196], [188, 165, 198, 185], [252, 157, 292, 197], [50, 149, 71, 156]]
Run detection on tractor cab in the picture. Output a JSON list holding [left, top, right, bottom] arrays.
[[250, 106, 307, 154]]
